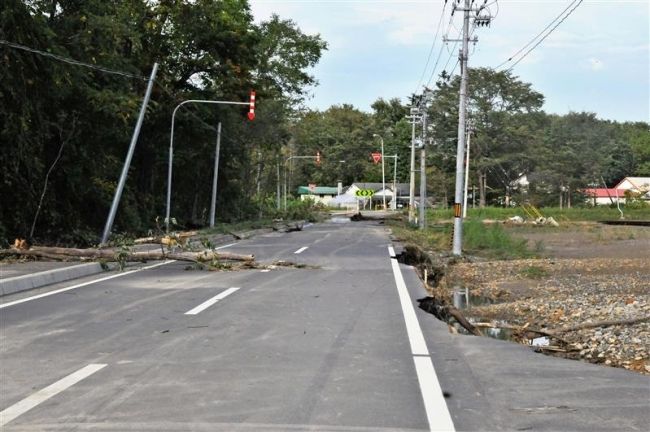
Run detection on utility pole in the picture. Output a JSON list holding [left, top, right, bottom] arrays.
[[462, 120, 473, 218], [101, 62, 158, 245], [419, 111, 427, 229], [449, 0, 490, 255], [209, 122, 222, 227], [276, 158, 281, 210], [406, 108, 421, 223]]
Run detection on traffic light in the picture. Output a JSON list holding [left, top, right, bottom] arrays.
[[247, 90, 255, 120]]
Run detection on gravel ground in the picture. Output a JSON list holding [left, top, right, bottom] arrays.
[[438, 224, 650, 376]]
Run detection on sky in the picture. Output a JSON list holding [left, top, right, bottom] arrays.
[[250, 0, 650, 123]]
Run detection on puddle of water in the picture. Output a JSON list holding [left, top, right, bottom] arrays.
[[530, 336, 550, 347], [483, 326, 514, 341], [329, 217, 351, 223], [455, 321, 551, 346], [452, 289, 498, 309]]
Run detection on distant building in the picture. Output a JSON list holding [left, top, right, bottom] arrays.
[[298, 182, 421, 210], [583, 177, 650, 205], [296, 185, 339, 206], [345, 182, 412, 210]]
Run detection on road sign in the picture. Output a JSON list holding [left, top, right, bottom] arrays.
[[247, 90, 255, 120], [355, 189, 374, 197], [371, 152, 381, 164]]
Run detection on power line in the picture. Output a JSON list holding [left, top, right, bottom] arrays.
[[495, 0, 583, 71], [413, 1, 449, 95], [424, 9, 459, 89], [0, 39, 147, 80]]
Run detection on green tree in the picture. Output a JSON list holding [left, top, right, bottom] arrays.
[[428, 67, 545, 206]]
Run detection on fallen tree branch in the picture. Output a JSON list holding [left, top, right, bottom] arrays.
[[417, 297, 481, 336], [472, 322, 570, 345], [1, 246, 254, 263]]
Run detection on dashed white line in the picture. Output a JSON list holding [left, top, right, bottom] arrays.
[[294, 246, 309, 254], [184, 287, 240, 315], [0, 261, 174, 310], [389, 247, 455, 432], [214, 243, 236, 250], [0, 363, 107, 427]]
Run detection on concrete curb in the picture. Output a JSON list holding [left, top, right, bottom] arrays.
[[0, 263, 105, 296]]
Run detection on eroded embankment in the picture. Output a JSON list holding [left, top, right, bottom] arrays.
[[398, 243, 650, 375]]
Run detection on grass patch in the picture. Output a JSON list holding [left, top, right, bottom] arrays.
[[427, 206, 650, 222], [388, 220, 451, 252], [520, 265, 550, 279], [462, 220, 534, 259], [389, 218, 536, 260]]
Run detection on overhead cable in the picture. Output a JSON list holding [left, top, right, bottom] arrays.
[[0, 39, 147, 80], [413, 1, 449, 95], [495, 0, 583, 70]]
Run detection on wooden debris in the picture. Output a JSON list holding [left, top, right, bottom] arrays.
[[555, 316, 650, 333], [1, 245, 254, 263]]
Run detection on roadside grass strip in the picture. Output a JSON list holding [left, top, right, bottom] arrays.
[[389, 247, 455, 432], [0, 363, 107, 427], [184, 287, 240, 315]]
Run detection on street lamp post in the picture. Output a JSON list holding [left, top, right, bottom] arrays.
[[373, 134, 386, 210], [383, 155, 398, 210], [166, 99, 249, 232]]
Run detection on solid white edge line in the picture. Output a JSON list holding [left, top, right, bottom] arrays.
[[0, 363, 107, 427], [390, 258, 428, 355], [388, 246, 396, 257], [413, 356, 456, 432], [185, 287, 240, 315], [294, 246, 308, 254], [0, 261, 175, 310], [389, 247, 455, 432]]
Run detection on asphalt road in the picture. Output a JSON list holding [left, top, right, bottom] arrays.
[[1, 219, 648, 431]]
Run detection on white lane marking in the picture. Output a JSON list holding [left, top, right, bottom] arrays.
[[294, 246, 308, 254], [260, 269, 271, 273], [0, 261, 174, 310], [184, 287, 240, 315], [214, 243, 236, 250], [389, 247, 455, 432], [390, 257, 428, 356], [388, 246, 396, 258], [413, 356, 455, 432], [0, 363, 107, 427]]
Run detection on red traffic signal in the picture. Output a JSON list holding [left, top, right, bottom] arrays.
[[247, 90, 255, 120]]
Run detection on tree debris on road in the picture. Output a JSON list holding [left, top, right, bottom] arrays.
[[1, 242, 254, 264]]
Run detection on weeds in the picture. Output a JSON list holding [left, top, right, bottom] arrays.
[[428, 206, 650, 222], [520, 265, 549, 279], [462, 220, 534, 259]]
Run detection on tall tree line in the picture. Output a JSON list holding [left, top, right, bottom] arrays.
[[289, 68, 649, 208], [0, 0, 326, 245]]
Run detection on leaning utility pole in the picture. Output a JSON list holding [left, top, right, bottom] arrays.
[[449, 0, 490, 255], [101, 62, 158, 245]]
